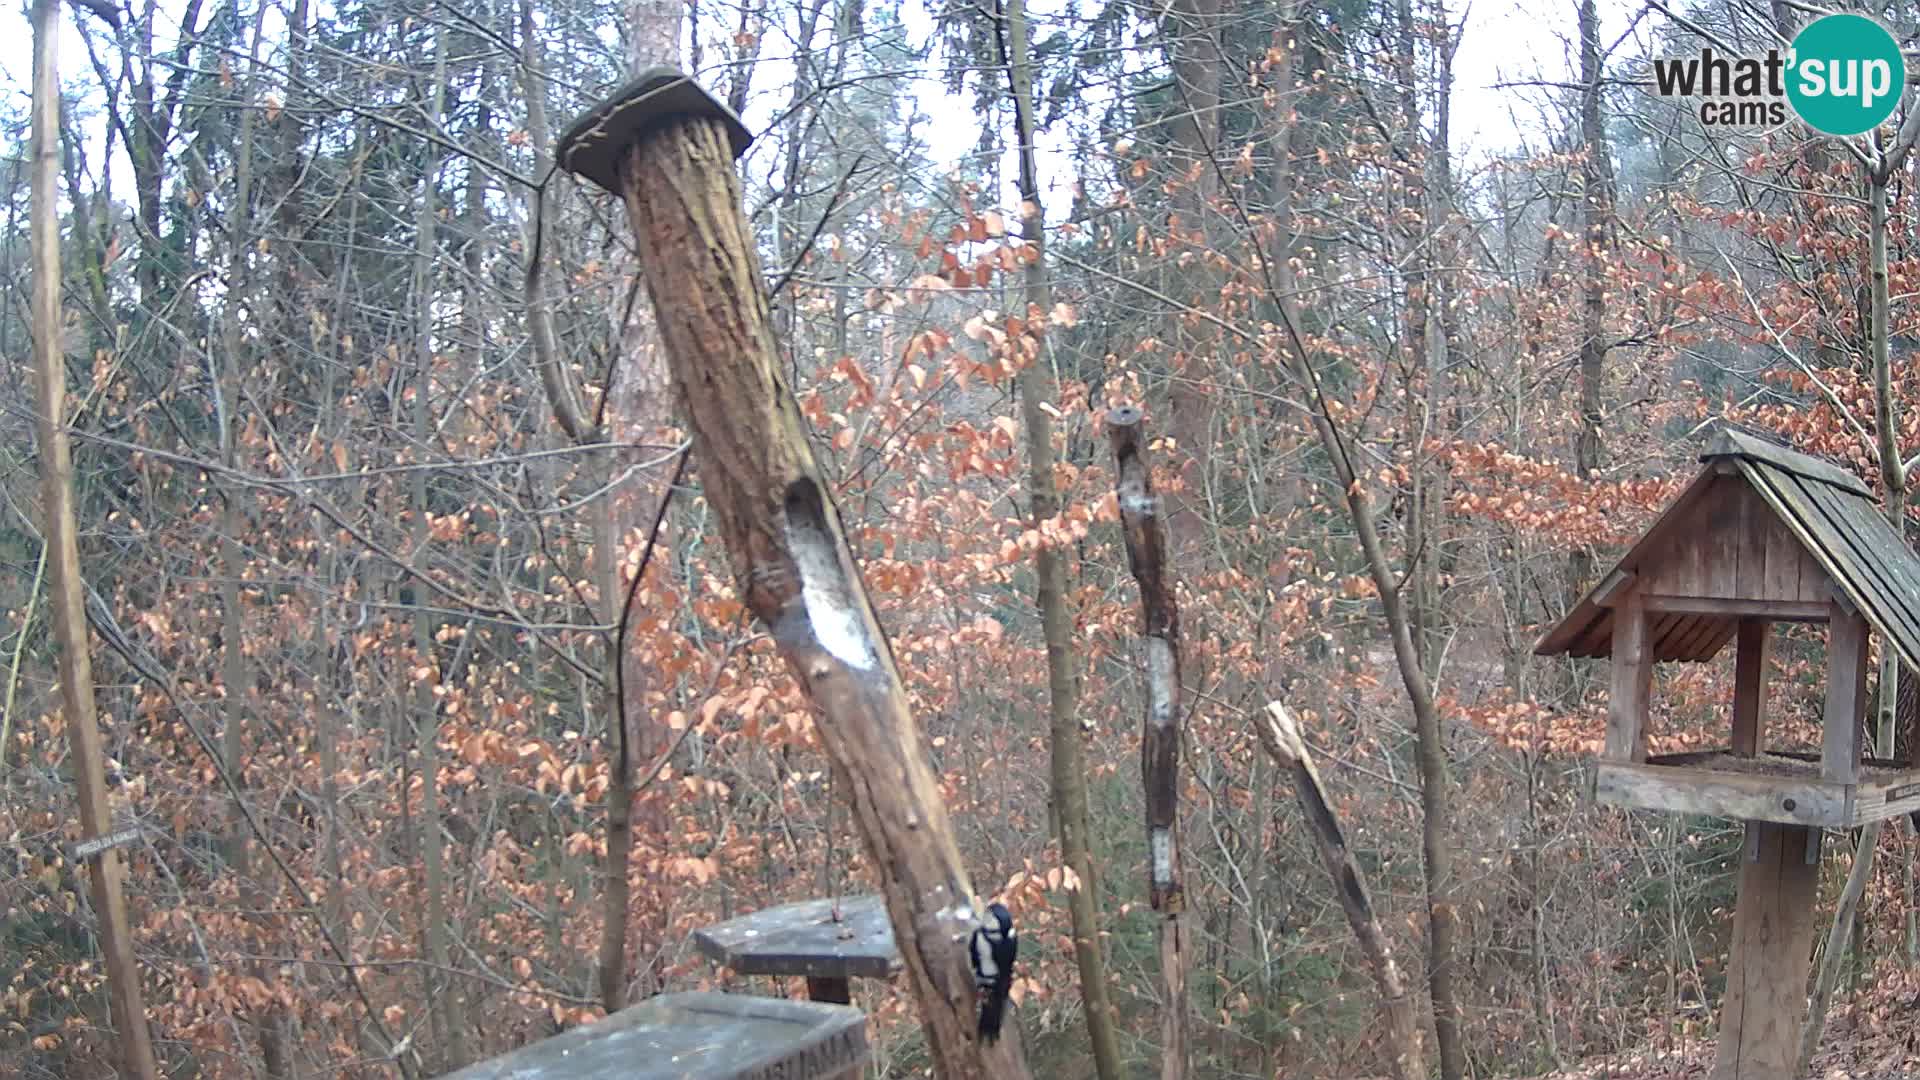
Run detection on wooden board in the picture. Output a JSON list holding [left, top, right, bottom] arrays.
[[1849, 770, 1920, 825], [441, 992, 868, 1080], [1594, 761, 1849, 827], [1635, 479, 1828, 604], [1703, 428, 1871, 495], [1711, 823, 1820, 1080], [692, 895, 902, 981]]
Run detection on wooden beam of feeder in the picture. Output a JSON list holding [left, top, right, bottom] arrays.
[[557, 72, 1031, 1079], [1258, 703, 1425, 1080], [1106, 406, 1190, 1079]]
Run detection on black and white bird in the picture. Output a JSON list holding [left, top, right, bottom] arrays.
[[969, 902, 1017, 1043]]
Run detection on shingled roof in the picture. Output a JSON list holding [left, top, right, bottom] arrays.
[[1535, 428, 1920, 673]]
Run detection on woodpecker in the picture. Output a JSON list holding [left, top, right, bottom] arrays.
[[969, 902, 1017, 1043]]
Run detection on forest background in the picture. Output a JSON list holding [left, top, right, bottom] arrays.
[[4, 0, 1920, 1075]]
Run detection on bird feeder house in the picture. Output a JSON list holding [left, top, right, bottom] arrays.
[[1537, 428, 1920, 1079]]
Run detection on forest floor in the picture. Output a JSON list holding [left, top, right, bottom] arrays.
[[1531, 964, 1920, 1079]]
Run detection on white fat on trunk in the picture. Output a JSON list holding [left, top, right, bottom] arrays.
[[1146, 637, 1176, 727], [1150, 828, 1174, 886], [783, 482, 879, 672]]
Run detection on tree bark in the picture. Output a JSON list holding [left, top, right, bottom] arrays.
[[409, 29, 465, 1069], [999, 0, 1123, 1074], [1801, 159, 1911, 1072], [1570, 0, 1614, 602], [611, 112, 1033, 1079], [1260, 252, 1460, 1080], [1258, 704, 1425, 1080], [608, 0, 683, 1011], [30, 0, 159, 1072], [1108, 406, 1190, 1080]]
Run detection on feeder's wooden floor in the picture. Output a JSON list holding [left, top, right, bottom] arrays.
[[1595, 748, 1920, 827]]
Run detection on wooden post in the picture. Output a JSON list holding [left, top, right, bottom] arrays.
[[1712, 823, 1820, 1080], [1107, 406, 1189, 1080], [29, 1, 159, 1075], [556, 71, 1031, 1078], [1732, 619, 1769, 757], [1607, 593, 1652, 762], [1824, 606, 1869, 784], [1258, 704, 1425, 1080]]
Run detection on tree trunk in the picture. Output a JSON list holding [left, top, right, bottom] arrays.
[[1108, 407, 1190, 1080], [1262, 260, 1461, 1080], [1002, 1, 1124, 1073], [1258, 704, 1425, 1080], [30, 0, 159, 1072], [598, 100, 1034, 1078], [1801, 161, 1908, 1071], [608, 0, 684, 1011], [1570, 0, 1613, 602], [409, 29, 465, 1069]]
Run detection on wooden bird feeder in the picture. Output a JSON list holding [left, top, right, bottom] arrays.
[[1537, 428, 1920, 1079], [693, 894, 903, 1005], [441, 992, 868, 1080]]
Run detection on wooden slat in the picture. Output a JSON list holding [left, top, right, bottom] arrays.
[[1570, 607, 1614, 659], [1673, 615, 1726, 662], [1653, 612, 1697, 662], [1594, 762, 1848, 827], [1779, 472, 1920, 673], [1732, 482, 1771, 600], [1733, 619, 1769, 756], [1607, 594, 1653, 762], [1639, 596, 1829, 620], [1824, 605, 1869, 784], [1592, 568, 1636, 607], [1695, 621, 1740, 662], [1703, 427, 1871, 496], [1793, 477, 1920, 636], [1747, 478, 1815, 604], [1850, 770, 1920, 825]]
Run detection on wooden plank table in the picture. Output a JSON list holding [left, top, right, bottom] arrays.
[[693, 895, 903, 1004], [440, 991, 868, 1079]]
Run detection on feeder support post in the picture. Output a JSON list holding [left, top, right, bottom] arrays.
[[555, 71, 1032, 1079]]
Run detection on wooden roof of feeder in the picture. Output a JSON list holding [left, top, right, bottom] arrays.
[[1535, 428, 1920, 672]]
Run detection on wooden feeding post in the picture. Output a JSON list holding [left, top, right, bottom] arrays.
[[554, 69, 1031, 1076], [693, 894, 903, 1005], [1536, 429, 1920, 1079], [441, 992, 867, 1080]]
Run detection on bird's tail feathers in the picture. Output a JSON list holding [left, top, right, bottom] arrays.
[[978, 985, 1009, 1044]]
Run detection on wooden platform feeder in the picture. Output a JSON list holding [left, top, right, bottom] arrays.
[[1536, 429, 1920, 1079], [693, 894, 903, 1005], [441, 991, 868, 1079]]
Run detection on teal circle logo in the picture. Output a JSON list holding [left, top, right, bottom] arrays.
[[1787, 14, 1905, 136]]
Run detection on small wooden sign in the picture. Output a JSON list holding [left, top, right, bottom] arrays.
[[72, 827, 141, 860], [1886, 782, 1920, 802]]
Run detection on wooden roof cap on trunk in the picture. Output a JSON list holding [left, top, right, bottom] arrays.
[[1534, 427, 1920, 673], [556, 68, 753, 195]]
